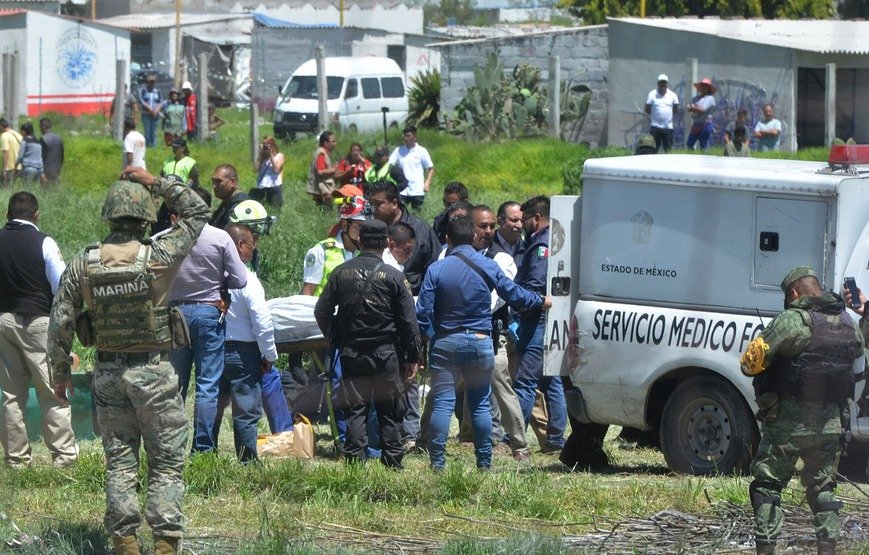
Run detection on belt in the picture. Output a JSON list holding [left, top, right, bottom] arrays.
[[225, 340, 257, 346], [97, 350, 169, 364], [435, 329, 489, 338], [175, 300, 222, 308]]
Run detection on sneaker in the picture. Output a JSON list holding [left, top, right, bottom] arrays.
[[512, 449, 531, 463], [403, 440, 417, 454]]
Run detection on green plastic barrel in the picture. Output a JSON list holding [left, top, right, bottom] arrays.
[[22, 372, 98, 441]]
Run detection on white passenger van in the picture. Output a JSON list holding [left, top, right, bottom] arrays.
[[273, 57, 408, 139], [545, 148, 869, 477]]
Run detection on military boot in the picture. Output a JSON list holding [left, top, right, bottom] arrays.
[[112, 535, 140, 555], [817, 540, 836, 555], [152, 536, 179, 555]]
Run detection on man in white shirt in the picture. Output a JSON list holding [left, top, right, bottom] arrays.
[[383, 222, 416, 272], [122, 118, 146, 170], [644, 74, 679, 153], [389, 125, 434, 211], [216, 224, 278, 463], [754, 103, 782, 152]]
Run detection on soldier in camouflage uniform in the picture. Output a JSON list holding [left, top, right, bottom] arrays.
[[48, 166, 209, 555], [740, 266, 864, 555]]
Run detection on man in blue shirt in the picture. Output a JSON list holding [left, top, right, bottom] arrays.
[[512, 196, 567, 454], [416, 215, 550, 471]]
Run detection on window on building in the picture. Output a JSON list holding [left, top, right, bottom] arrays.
[[797, 67, 856, 147]]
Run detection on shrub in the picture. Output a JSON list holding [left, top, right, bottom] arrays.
[[407, 69, 441, 129]]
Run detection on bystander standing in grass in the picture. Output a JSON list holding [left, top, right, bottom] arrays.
[[38, 118, 64, 184], [306, 130, 339, 208]]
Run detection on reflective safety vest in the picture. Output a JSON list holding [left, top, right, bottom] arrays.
[[364, 163, 396, 185], [314, 238, 349, 297], [162, 156, 196, 184], [86, 243, 171, 349]]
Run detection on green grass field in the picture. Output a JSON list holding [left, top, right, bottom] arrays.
[[0, 110, 866, 554]]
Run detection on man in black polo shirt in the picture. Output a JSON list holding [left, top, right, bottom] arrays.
[[0, 192, 77, 468]]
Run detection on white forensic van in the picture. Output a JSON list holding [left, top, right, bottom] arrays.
[[273, 57, 408, 139], [545, 150, 869, 476]]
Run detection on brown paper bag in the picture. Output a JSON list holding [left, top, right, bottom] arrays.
[[290, 414, 315, 460]]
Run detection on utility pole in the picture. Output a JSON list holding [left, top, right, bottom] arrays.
[[174, 0, 182, 88]]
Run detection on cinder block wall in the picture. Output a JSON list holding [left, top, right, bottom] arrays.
[[436, 25, 609, 146]]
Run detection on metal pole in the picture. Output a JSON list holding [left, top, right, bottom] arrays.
[[684, 58, 698, 148], [250, 99, 259, 164], [548, 55, 561, 139], [198, 52, 209, 140], [381, 107, 388, 145], [825, 63, 836, 147], [174, 0, 182, 88], [91, 0, 96, 20], [2, 54, 9, 119], [315, 46, 328, 133], [340, 0, 345, 27], [9, 53, 19, 124], [114, 59, 126, 141]]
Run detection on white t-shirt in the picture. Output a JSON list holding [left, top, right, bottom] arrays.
[[754, 118, 782, 151], [645, 88, 679, 130], [382, 248, 404, 272], [389, 143, 433, 198], [123, 130, 146, 170], [690, 95, 716, 125]]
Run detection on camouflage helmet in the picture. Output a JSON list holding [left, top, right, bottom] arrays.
[[101, 180, 158, 223]]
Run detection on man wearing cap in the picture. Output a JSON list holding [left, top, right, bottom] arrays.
[[181, 81, 197, 141], [364, 145, 407, 194], [314, 219, 421, 468], [138, 75, 164, 148], [687, 78, 716, 151], [740, 266, 864, 555], [645, 74, 679, 153], [753, 103, 782, 152]]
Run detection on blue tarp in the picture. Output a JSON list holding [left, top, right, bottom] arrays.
[[253, 12, 338, 29]]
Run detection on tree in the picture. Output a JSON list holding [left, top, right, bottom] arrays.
[[559, 0, 831, 22], [424, 0, 479, 27]]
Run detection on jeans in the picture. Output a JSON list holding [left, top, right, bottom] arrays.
[[142, 114, 159, 147], [170, 304, 224, 453], [428, 331, 494, 470], [216, 341, 263, 463], [687, 121, 714, 150], [513, 319, 566, 450], [249, 186, 283, 208], [261, 368, 294, 433]]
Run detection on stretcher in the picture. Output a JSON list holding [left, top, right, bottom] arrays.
[[267, 295, 338, 450]]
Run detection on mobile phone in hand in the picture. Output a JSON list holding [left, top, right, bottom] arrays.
[[844, 277, 861, 309]]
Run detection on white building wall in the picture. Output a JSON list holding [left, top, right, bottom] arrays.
[[19, 12, 131, 116]]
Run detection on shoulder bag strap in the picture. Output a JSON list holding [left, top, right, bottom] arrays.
[[451, 251, 495, 292]]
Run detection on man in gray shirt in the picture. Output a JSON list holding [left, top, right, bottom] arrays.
[[156, 186, 248, 453], [39, 118, 64, 184]]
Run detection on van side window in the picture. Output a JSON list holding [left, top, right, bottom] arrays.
[[381, 77, 404, 99], [361, 77, 381, 99], [345, 79, 358, 99]]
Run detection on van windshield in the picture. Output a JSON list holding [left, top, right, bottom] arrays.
[[284, 76, 345, 100]]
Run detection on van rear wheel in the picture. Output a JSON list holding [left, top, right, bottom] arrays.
[[660, 376, 758, 475]]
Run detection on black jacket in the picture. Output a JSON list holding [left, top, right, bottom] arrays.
[[314, 251, 422, 364], [397, 205, 440, 295]]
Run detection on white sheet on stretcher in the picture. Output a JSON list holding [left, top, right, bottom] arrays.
[[268, 295, 324, 344]]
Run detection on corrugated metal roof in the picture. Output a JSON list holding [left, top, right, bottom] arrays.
[[97, 12, 247, 30], [184, 17, 252, 45], [252, 11, 337, 29], [473, 0, 558, 8], [612, 17, 869, 55], [0, 8, 26, 16], [428, 23, 602, 47]]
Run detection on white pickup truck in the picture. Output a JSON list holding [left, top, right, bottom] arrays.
[[545, 150, 869, 476]]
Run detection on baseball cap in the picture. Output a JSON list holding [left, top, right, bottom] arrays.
[[780, 266, 815, 292], [360, 219, 388, 243], [182, 81, 193, 90], [657, 74, 668, 82], [170, 137, 187, 148], [335, 184, 364, 198]]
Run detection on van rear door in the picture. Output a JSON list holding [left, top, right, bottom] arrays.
[[544, 195, 582, 376], [754, 197, 829, 288]]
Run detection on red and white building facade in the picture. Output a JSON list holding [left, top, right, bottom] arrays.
[[0, 9, 130, 116]]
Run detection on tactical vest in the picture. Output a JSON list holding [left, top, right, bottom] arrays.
[[314, 238, 348, 297], [761, 309, 858, 403], [364, 163, 396, 185], [162, 156, 196, 184], [86, 243, 171, 350]]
